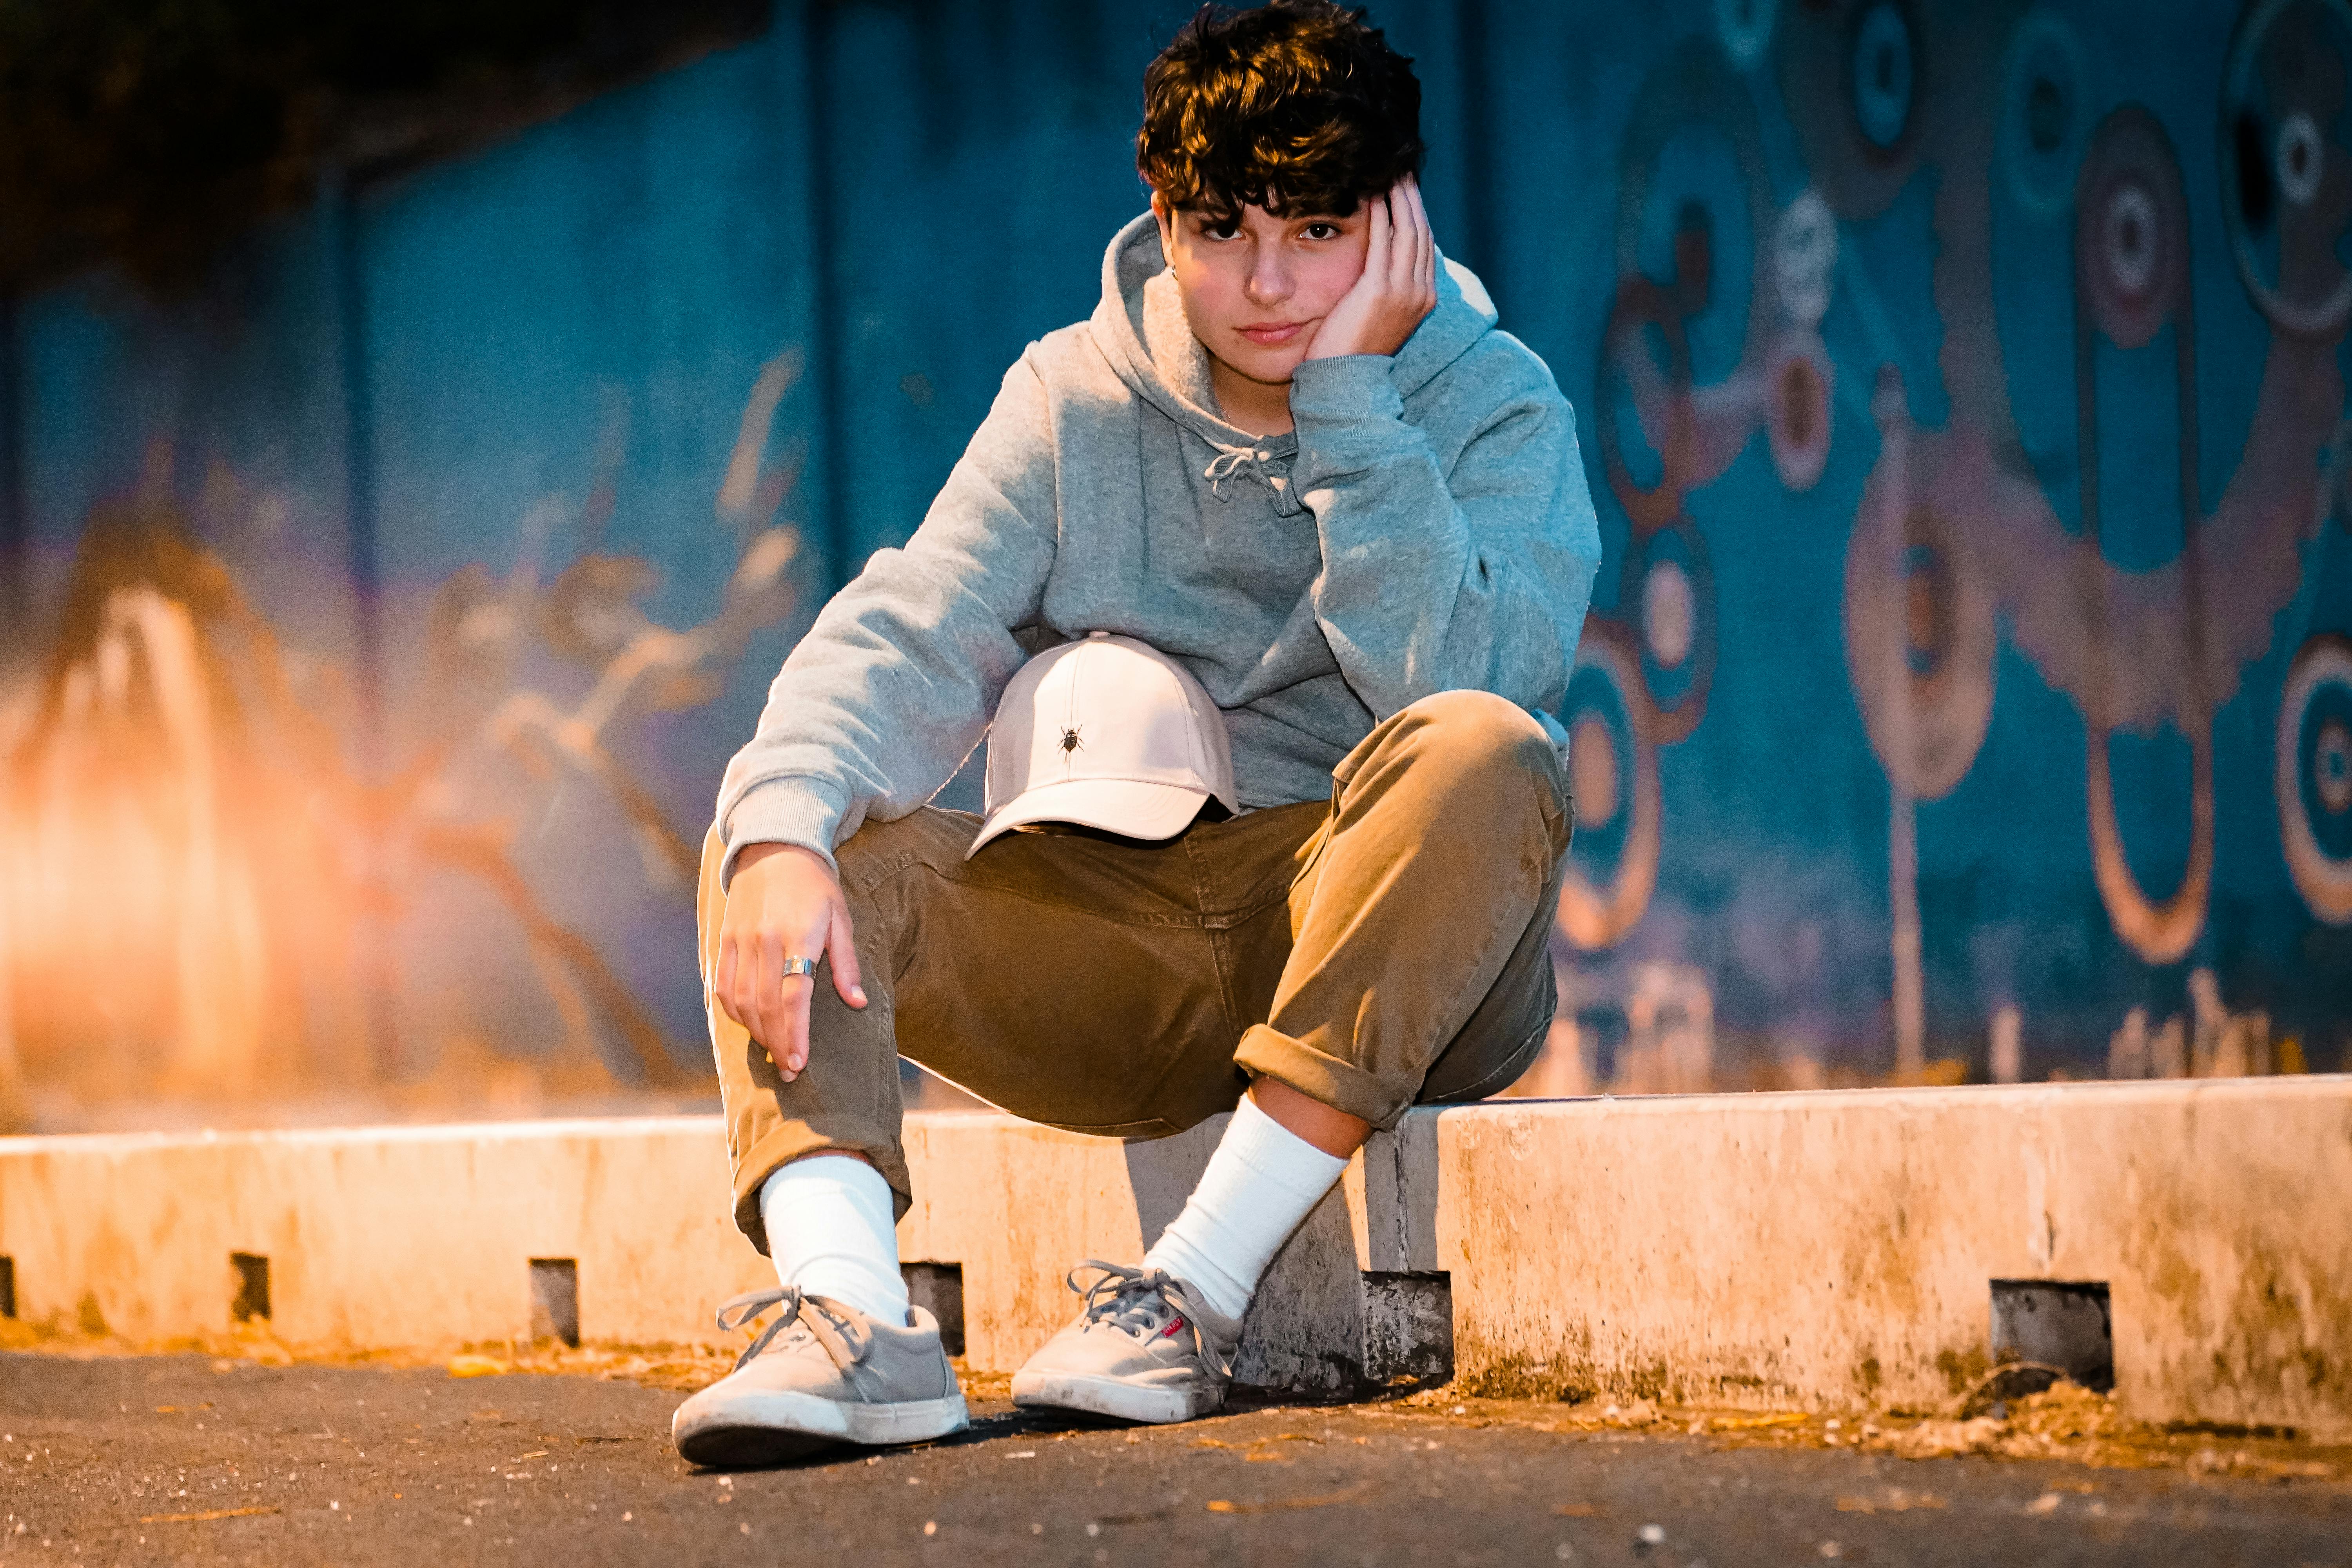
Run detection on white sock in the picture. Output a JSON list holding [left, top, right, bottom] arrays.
[[759, 1156, 911, 1325], [1143, 1093, 1350, 1322]]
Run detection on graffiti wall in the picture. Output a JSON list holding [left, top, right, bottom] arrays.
[[0, 0, 2346, 1130], [1534, 0, 2352, 1091]]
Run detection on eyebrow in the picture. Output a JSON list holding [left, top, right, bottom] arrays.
[[1186, 209, 1350, 225]]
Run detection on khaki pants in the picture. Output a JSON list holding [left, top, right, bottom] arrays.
[[700, 689, 1573, 1252]]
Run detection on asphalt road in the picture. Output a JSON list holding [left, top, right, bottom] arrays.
[[2, 1354, 2347, 1567]]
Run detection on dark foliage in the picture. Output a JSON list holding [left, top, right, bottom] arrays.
[[0, 0, 769, 294]]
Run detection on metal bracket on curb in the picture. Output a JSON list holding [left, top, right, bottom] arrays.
[[529, 1258, 580, 1348], [230, 1252, 270, 1324], [904, 1262, 965, 1356], [1990, 1279, 2113, 1393], [1363, 1270, 1454, 1385]]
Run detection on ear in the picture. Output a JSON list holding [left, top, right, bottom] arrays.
[[1149, 190, 1176, 267]]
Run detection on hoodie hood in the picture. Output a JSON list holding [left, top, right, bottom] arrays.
[[1087, 211, 1502, 456]]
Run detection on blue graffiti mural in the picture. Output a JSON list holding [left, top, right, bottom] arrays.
[[1547, 0, 2352, 1088], [1, 0, 2347, 1126]]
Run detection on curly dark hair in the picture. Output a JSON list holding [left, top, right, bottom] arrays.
[[1137, 1, 1424, 221]]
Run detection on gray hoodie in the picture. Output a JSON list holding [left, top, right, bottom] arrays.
[[716, 212, 1601, 880]]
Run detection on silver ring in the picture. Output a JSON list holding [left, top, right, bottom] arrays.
[[780, 955, 818, 978]]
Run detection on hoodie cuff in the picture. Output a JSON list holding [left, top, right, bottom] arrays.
[[1288, 356, 1411, 490], [1288, 354, 1405, 427], [719, 777, 848, 890]]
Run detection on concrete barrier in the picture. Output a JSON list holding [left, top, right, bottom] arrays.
[[1, 1079, 2346, 1437]]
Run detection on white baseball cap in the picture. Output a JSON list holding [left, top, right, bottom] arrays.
[[967, 632, 1238, 858]]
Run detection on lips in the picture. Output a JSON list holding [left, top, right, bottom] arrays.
[[1237, 321, 1307, 346]]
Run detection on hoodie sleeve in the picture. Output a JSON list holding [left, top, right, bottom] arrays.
[[713, 354, 1058, 886], [1285, 341, 1601, 727]]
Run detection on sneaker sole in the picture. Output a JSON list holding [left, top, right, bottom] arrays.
[[1009, 1370, 1223, 1425], [673, 1390, 970, 1469]]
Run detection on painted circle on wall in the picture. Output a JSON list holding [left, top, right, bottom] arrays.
[[1643, 558, 1695, 670], [2220, 0, 2352, 339], [2278, 110, 2326, 205], [1774, 190, 1838, 328], [1570, 715, 1622, 830], [2076, 109, 2190, 350], [1850, 2, 1916, 150], [1843, 496, 1996, 801], [2279, 633, 2352, 922], [1765, 336, 1835, 491], [1997, 11, 2092, 216], [2318, 718, 2352, 813], [1629, 519, 1718, 744], [1557, 621, 1662, 951], [2103, 184, 2161, 299], [1715, 0, 1778, 66]]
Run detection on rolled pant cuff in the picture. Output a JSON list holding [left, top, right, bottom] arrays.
[[730, 1120, 913, 1256], [1232, 1022, 1410, 1129]]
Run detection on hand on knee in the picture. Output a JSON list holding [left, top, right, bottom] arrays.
[[714, 843, 867, 1082]]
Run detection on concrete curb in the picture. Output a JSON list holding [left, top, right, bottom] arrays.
[[2, 1079, 2347, 1436]]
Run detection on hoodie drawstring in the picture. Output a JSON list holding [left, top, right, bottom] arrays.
[[1202, 441, 1300, 514], [1201, 444, 1258, 497]]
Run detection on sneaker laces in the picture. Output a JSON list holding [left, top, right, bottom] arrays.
[[712, 1286, 873, 1374], [1065, 1260, 1220, 1362]]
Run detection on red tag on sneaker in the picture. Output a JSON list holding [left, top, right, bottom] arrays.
[[1161, 1316, 1187, 1338]]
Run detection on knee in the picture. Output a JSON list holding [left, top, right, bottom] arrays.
[[1384, 692, 1566, 860], [1395, 690, 1557, 786]]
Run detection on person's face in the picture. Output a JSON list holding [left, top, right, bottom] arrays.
[[1151, 193, 1372, 388]]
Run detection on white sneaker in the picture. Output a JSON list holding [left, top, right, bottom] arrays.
[[1010, 1261, 1242, 1424], [671, 1287, 969, 1468]]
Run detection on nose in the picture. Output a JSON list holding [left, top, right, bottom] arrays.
[[1244, 244, 1292, 307]]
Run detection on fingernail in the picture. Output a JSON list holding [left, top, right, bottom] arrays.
[[850, 986, 867, 1004]]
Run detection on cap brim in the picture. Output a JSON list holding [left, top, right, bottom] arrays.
[[965, 777, 1212, 859]]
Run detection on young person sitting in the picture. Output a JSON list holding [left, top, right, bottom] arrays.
[[671, 0, 1599, 1466]]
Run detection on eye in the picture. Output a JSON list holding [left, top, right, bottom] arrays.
[[1301, 222, 1341, 240], [1200, 218, 1241, 241]]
